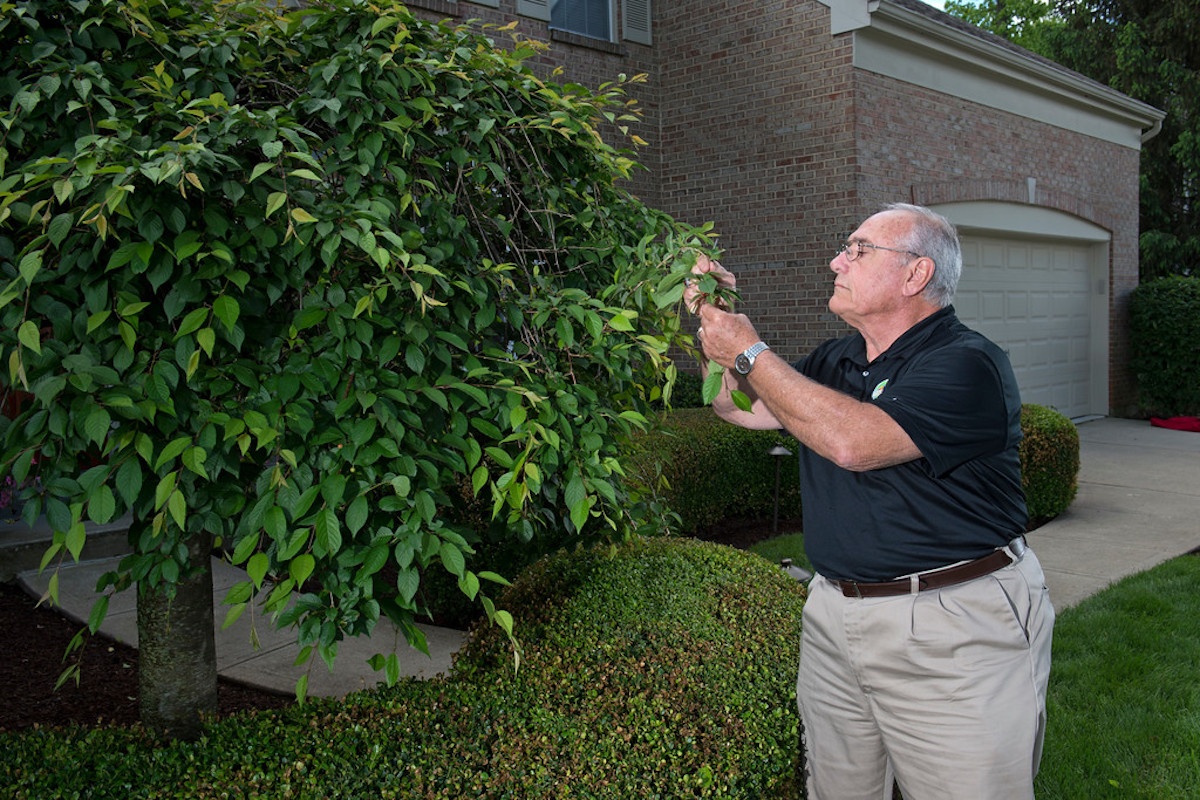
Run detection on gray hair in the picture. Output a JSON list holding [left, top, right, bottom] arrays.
[[885, 203, 962, 308]]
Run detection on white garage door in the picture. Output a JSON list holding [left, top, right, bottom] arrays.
[[954, 236, 1097, 419]]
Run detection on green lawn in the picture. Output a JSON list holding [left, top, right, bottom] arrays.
[[1036, 554, 1200, 799], [747, 533, 1200, 799]]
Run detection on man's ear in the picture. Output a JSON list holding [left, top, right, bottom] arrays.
[[903, 257, 935, 298]]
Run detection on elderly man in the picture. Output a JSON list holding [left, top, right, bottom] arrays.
[[688, 203, 1055, 799]]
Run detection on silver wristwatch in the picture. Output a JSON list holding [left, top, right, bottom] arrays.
[[734, 341, 770, 375]]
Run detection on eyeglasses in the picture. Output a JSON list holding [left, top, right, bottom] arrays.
[[836, 240, 923, 262]]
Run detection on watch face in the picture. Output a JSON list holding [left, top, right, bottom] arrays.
[[734, 353, 751, 375]]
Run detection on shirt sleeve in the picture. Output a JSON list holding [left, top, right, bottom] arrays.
[[872, 342, 1019, 477]]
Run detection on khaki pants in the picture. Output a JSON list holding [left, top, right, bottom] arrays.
[[798, 550, 1055, 800]]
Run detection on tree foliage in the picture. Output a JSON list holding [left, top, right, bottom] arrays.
[[944, 0, 1060, 53], [945, 0, 1198, 279], [0, 0, 704, 700]]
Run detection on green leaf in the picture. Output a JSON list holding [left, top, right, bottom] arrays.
[[167, 490, 186, 530], [730, 389, 754, 412], [345, 495, 369, 534], [222, 603, 248, 630], [48, 213, 74, 248], [247, 552, 269, 589], [249, 162, 274, 182], [175, 306, 209, 338], [266, 191, 287, 218], [155, 436, 192, 470], [290, 553, 315, 586], [384, 652, 400, 686], [295, 674, 309, 704], [608, 311, 636, 332], [314, 507, 342, 556], [84, 406, 112, 446], [288, 168, 322, 182], [278, 527, 309, 561], [196, 326, 215, 356], [154, 471, 177, 511], [439, 540, 465, 578], [64, 522, 87, 561], [471, 465, 489, 497], [18, 320, 42, 354], [87, 485, 116, 524], [395, 567, 420, 605], [213, 295, 239, 331], [86, 595, 109, 634], [264, 506, 286, 539], [701, 361, 724, 405], [115, 460, 143, 507], [231, 535, 258, 566], [654, 272, 687, 309], [181, 446, 209, 479], [19, 251, 43, 285], [415, 490, 435, 522], [458, 570, 480, 601], [478, 571, 511, 586], [565, 471, 586, 516], [361, 543, 388, 577]]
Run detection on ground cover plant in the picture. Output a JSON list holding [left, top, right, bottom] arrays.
[[0, 537, 807, 798]]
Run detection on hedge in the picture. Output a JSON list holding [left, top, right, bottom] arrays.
[[1129, 276, 1200, 416]]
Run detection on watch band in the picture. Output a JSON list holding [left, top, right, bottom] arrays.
[[734, 341, 770, 375]]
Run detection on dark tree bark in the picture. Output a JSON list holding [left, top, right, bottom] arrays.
[[137, 530, 218, 740]]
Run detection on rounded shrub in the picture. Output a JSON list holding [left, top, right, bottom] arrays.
[[1020, 403, 1080, 526], [452, 537, 806, 798]]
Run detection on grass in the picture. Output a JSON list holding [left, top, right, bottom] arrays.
[[1035, 553, 1200, 799], [748, 532, 811, 573], [745, 532, 1200, 799]]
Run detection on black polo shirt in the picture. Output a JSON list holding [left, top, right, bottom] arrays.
[[795, 306, 1028, 582]]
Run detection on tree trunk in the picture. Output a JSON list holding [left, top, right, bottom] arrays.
[[136, 530, 218, 740]]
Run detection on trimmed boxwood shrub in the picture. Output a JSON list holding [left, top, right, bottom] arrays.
[[0, 538, 806, 798], [1129, 276, 1200, 416], [447, 537, 807, 797], [1020, 403, 1080, 526]]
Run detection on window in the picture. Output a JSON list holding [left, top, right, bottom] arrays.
[[517, 0, 650, 45], [550, 0, 612, 41]]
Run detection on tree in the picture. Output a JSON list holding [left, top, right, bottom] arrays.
[[945, 0, 1198, 278], [0, 0, 702, 738], [944, 0, 1060, 53]]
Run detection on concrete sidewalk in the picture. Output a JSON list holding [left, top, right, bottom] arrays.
[[1025, 416, 1200, 608], [5, 416, 1200, 698]]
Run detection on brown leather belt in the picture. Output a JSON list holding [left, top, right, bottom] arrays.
[[835, 537, 1027, 598]]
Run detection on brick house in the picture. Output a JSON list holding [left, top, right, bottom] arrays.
[[407, 0, 1164, 419]]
